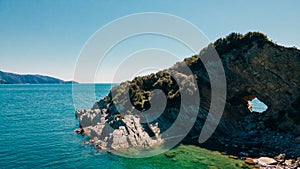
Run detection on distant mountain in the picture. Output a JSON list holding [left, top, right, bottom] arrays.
[[0, 71, 78, 84]]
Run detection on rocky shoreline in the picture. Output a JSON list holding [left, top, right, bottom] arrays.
[[241, 155, 300, 168], [74, 103, 300, 168], [75, 107, 163, 151], [75, 32, 299, 168]]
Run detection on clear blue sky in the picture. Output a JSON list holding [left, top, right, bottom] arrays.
[[0, 0, 299, 82]]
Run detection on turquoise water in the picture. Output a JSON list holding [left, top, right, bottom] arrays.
[[0, 84, 247, 169], [0, 84, 123, 168]]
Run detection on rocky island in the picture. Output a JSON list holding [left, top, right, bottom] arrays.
[[75, 32, 300, 168]]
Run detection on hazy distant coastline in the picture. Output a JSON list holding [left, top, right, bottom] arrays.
[[0, 70, 77, 84]]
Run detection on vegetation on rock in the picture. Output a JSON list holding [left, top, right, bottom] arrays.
[[88, 32, 300, 157]]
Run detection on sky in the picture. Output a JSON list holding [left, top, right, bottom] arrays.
[[0, 0, 299, 83]]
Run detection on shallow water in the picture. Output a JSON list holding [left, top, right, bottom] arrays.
[[0, 84, 247, 168]]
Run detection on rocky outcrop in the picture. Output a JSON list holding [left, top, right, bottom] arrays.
[[240, 155, 300, 168], [211, 33, 300, 157], [214, 33, 300, 134], [75, 32, 300, 158], [75, 100, 162, 150]]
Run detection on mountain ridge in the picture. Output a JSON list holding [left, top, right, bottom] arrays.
[[0, 70, 77, 84]]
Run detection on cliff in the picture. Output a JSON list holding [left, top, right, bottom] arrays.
[[75, 32, 300, 159], [0, 71, 77, 84]]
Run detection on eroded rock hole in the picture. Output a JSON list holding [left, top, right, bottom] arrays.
[[246, 97, 268, 113]]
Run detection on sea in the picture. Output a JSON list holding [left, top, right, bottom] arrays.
[[0, 84, 248, 169]]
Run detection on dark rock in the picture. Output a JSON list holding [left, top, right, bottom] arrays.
[[74, 128, 82, 134], [92, 99, 108, 110], [239, 152, 249, 157], [245, 123, 256, 131], [75, 32, 300, 157]]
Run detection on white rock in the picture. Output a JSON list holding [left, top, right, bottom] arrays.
[[257, 157, 277, 166]]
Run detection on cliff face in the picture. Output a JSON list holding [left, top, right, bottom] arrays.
[[214, 33, 299, 133], [207, 33, 300, 157], [76, 32, 300, 157]]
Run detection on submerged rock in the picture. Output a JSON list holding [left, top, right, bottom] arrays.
[[164, 151, 177, 158]]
